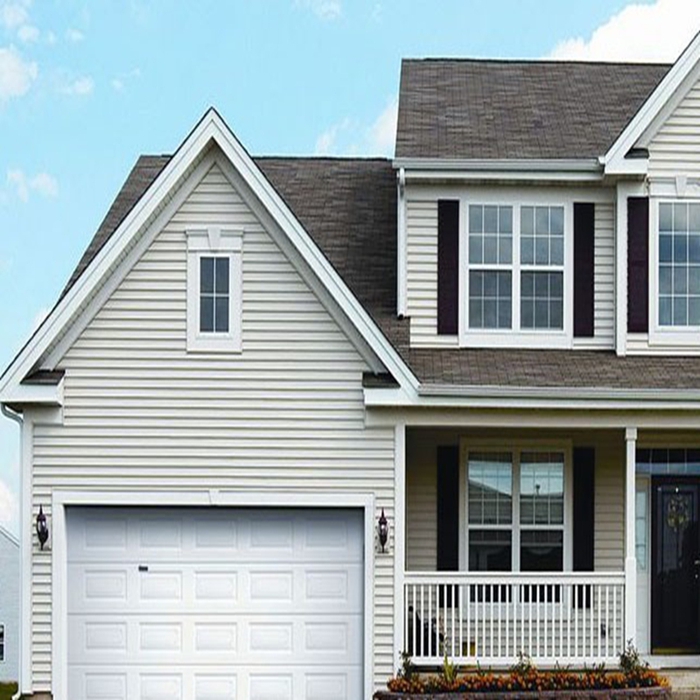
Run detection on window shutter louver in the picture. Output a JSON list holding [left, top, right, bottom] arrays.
[[437, 200, 460, 335], [574, 203, 595, 338], [437, 445, 460, 571], [628, 197, 650, 333]]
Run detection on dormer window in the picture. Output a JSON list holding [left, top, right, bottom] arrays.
[[461, 195, 572, 347], [186, 228, 242, 352]]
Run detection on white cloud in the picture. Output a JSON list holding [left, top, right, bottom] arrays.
[[111, 67, 140, 92], [296, 0, 341, 21], [6, 169, 58, 202], [0, 0, 29, 31], [549, 0, 700, 63], [59, 74, 93, 95], [45, 29, 56, 45], [30, 305, 49, 332], [0, 45, 36, 100], [0, 478, 18, 532], [17, 22, 37, 42], [65, 27, 84, 42], [315, 98, 398, 156], [111, 77, 123, 91]]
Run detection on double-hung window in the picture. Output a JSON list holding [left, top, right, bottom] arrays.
[[466, 448, 568, 573], [657, 201, 700, 328], [186, 227, 242, 352], [464, 200, 569, 346]]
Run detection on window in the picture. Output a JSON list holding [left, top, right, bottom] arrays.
[[466, 448, 567, 572], [464, 200, 569, 344], [186, 228, 242, 352], [0, 624, 4, 662], [658, 202, 700, 327]]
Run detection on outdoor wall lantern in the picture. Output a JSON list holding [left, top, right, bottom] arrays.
[[378, 508, 389, 552], [36, 505, 49, 550]]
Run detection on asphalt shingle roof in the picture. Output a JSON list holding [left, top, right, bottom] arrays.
[[60, 153, 700, 393], [395, 59, 672, 160]]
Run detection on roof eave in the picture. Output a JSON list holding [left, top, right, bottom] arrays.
[[392, 158, 605, 182]]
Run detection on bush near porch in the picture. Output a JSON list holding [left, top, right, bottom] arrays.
[[377, 650, 669, 698], [0, 683, 18, 700]]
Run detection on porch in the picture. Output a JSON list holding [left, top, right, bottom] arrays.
[[395, 425, 682, 668]]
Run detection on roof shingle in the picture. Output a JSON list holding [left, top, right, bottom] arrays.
[[395, 59, 671, 160]]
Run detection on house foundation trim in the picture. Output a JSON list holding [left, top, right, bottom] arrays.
[[49, 489, 376, 700]]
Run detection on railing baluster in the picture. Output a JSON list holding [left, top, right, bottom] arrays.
[[574, 584, 579, 659], [412, 584, 417, 660], [459, 584, 463, 660], [466, 583, 470, 660]]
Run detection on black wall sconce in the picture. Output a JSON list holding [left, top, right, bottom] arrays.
[[378, 508, 389, 553], [36, 505, 49, 550]]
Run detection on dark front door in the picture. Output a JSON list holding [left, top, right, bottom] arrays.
[[652, 479, 700, 652]]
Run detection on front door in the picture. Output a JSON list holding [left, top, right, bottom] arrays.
[[652, 479, 700, 652]]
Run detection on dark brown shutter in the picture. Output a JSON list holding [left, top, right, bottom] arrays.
[[574, 203, 595, 338], [437, 445, 459, 571], [573, 447, 595, 609], [437, 200, 459, 335], [628, 197, 649, 333]]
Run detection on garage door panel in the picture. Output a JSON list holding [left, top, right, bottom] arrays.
[[68, 508, 364, 700], [70, 614, 362, 665], [69, 564, 363, 614], [68, 666, 362, 700]]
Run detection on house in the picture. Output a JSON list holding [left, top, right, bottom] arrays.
[[7, 27, 700, 700], [0, 525, 19, 684]]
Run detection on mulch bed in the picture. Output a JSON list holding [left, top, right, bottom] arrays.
[[375, 688, 671, 699]]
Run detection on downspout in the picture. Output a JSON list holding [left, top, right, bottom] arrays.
[[1, 404, 25, 700], [396, 167, 407, 318]]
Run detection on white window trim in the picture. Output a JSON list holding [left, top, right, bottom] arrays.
[[458, 438, 574, 573], [186, 227, 243, 353], [649, 197, 700, 346], [458, 192, 574, 349]]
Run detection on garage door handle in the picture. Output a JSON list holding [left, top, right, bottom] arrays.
[[138, 565, 149, 572]]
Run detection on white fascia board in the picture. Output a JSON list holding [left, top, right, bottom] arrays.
[[392, 158, 604, 182], [0, 108, 419, 401], [363, 383, 700, 411], [0, 525, 19, 548], [0, 379, 63, 407], [603, 30, 700, 172]]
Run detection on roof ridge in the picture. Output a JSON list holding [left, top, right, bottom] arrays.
[[401, 57, 673, 68], [139, 154, 393, 164]]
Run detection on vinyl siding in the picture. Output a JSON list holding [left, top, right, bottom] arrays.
[[404, 189, 615, 349], [31, 160, 396, 692], [0, 529, 19, 683], [648, 79, 700, 178], [572, 202, 615, 350], [405, 428, 624, 572]]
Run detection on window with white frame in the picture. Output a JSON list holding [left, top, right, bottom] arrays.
[[186, 228, 242, 352], [466, 449, 566, 572], [0, 624, 4, 662], [466, 202, 567, 339], [657, 202, 700, 327]]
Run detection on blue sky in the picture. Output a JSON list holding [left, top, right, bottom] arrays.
[[0, 0, 697, 534]]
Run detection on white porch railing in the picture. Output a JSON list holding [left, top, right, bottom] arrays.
[[403, 572, 626, 667]]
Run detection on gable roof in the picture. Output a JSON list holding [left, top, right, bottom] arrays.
[[395, 59, 671, 161], [57, 153, 700, 395], [0, 525, 19, 548]]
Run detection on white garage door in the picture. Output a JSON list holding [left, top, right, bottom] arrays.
[[67, 507, 364, 700]]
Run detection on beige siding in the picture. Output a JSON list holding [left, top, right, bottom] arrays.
[[405, 199, 457, 347], [573, 202, 615, 350], [31, 161, 396, 691], [405, 428, 624, 572], [648, 79, 700, 177]]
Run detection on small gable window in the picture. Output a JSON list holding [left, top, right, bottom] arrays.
[[186, 228, 242, 352]]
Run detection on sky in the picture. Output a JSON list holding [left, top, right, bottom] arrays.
[[0, 0, 699, 536]]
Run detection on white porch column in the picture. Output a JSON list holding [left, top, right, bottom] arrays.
[[393, 423, 406, 670], [625, 427, 638, 646]]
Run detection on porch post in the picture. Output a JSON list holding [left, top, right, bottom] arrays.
[[393, 423, 406, 671], [624, 427, 638, 646]]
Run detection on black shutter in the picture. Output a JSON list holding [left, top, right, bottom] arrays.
[[437, 445, 459, 571], [437, 200, 459, 335], [628, 197, 649, 333], [573, 447, 595, 609], [574, 203, 595, 338]]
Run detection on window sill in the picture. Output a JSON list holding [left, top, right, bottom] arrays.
[[187, 334, 242, 354], [460, 331, 572, 349]]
